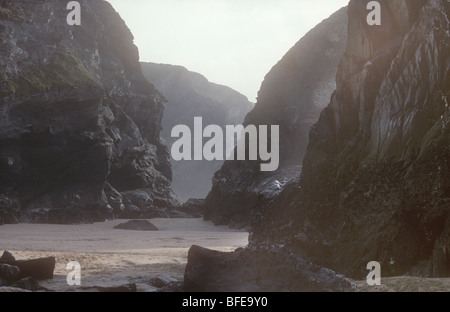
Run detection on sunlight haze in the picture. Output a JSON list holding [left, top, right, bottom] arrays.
[[106, 0, 349, 101]]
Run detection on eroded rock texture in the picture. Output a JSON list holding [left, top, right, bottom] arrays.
[[184, 245, 357, 292], [252, 0, 450, 278], [0, 0, 179, 223]]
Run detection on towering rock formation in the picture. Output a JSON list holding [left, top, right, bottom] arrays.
[[252, 0, 450, 278], [203, 7, 348, 228], [141, 63, 253, 202], [0, 0, 179, 224]]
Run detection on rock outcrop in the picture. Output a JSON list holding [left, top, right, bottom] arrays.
[[0, 0, 179, 223], [141, 63, 253, 201], [251, 0, 450, 278], [203, 7, 348, 228], [184, 245, 357, 292], [113, 219, 158, 231]]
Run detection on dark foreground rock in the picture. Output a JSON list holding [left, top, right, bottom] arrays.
[[80, 283, 137, 292], [0, 264, 20, 286], [11, 277, 47, 291], [113, 220, 158, 231], [0, 251, 16, 264], [184, 245, 357, 292], [150, 273, 178, 288], [0, 251, 55, 282], [0, 287, 30, 292], [15, 257, 56, 280]]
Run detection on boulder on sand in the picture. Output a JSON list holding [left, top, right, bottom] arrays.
[[184, 245, 358, 292], [113, 220, 158, 231], [15, 257, 56, 280], [0, 251, 55, 280]]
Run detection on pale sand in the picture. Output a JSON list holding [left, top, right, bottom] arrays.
[[0, 218, 248, 292], [2, 219, 449, 292]]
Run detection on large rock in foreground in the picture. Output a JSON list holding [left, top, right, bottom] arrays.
[[184, 245, 357, 292], [0, 251, 55, 287], [0, 264, 20, 286]]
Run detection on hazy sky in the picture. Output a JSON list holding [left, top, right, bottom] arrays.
[[107, 0, 349, 102]]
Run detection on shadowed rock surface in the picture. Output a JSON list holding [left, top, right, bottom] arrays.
[[150, 273, 178, 288], [203, 7, 348, 228], [0, 287, 30, 292], [79, 283, 137, 292], [113, 219, 158, 231], [0, 251, 55, 286], [177, 198, 204, 218], [184, 245, 358, 292], [0, 0, 179, 223], [15, 257, 55, 279], [0, 264, 20, 286], [10, 277, 46, 291], [141, 63, 254, 201], [251, 0, 450, 278]]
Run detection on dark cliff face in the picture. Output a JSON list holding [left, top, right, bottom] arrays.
[[0, 0, 179, 224], [141, 62, 253, 202], [252, 0, 450, 278], [203, 7, 348, 228]]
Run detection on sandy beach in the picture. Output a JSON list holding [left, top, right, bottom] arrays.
[[0, 218, 248, 292], [2, 218, 450, 292]]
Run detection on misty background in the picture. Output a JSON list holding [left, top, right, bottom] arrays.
[[107, 0, 349, 102]]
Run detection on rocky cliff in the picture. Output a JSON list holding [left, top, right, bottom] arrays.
[[141, 63, 253, 202], [0, 0, 179, 224], [251, 0, 450, 278], [203, 7, 348, 228]]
